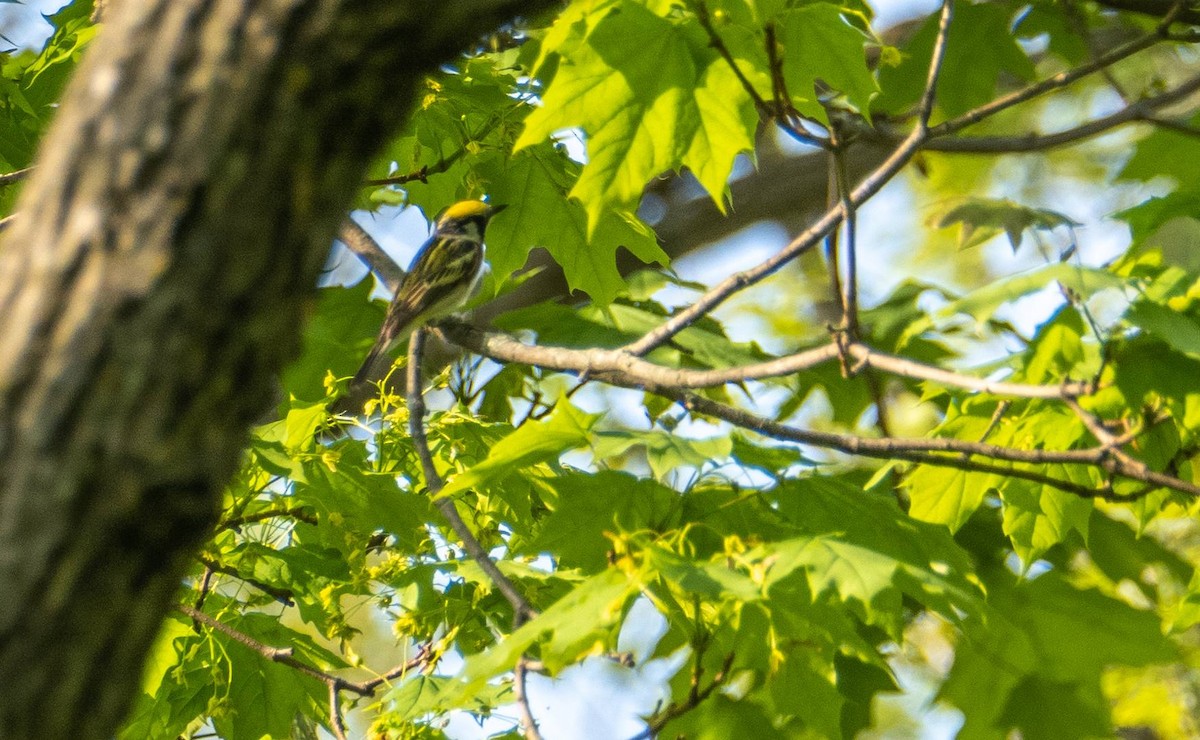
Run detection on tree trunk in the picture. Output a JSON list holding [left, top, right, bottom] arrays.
[[0, 1, 552, 736]]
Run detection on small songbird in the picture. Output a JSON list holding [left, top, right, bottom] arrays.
[[333, 199, 503, 414]]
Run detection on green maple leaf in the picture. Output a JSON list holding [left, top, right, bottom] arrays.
[[941, 573, 1175, 739], [989, 410, 1094, 565], [875, 0, 1035, 119], [1000, 469, 1094, 566], [905, 404, 1006, 531], [936, 197, 1081, 253], [439, 399, 599, 498], [776, 3, 878, 120], [516, 1, 757, 228], [907, 465, 997, 533], [479, 145, 667, 304], [453, 568, 639, 691]]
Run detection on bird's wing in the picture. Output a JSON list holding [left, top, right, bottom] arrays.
[[332, 238, 482, 416]]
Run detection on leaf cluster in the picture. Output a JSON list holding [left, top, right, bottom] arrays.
[[6, 0, 1200, 738]]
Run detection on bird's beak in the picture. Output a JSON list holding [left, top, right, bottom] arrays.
[[487, 203, 508, 217]]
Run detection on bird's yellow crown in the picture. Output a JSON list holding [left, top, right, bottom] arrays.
[[438, 199, 494, 222]]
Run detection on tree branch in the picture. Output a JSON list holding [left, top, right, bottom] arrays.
[[1142, 114, 1200, 138], [1093, 0, 1200, 26], [690, 0, 829, 149], [1063, 396, 1155, 479], [192, 565, 215, 612], [440, 322, 1200, 500], [362, 114, 502, 188], [339, 218, 405, 292], [441, 323, 1090, 399], [329, 681, 350, 740], [406, 328, 537, 622], [348, 643, 434, 694], [667, 390, 1199, 500], [825, 129, 858, 337], [918, 0, 955, 129], [175, 603, 434, 737]]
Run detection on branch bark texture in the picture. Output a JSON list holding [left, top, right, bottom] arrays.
[[0, 0, 552, 736]]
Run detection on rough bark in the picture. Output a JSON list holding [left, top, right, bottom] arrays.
[[0, 0, 553, 737]]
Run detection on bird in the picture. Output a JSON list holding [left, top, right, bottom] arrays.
[[332, 199, 503, 415]]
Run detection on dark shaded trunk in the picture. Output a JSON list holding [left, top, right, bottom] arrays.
[[0, 1, 552, 736]]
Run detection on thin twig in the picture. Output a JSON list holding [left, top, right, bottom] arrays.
[[667, 391, 1135, 468], [362, 116, 501, 188], [917, 0, 955, 129], [195, 555, 295, 604], [0, 167, 31, 186], [822, 156, 845, 325], [218, 505, 317, 529], [931, 11, 1183, 137], [629, 653, 736, 740], [1063, 396, 1152, 477], [623, 0, 954, 358], [1141, 114, 1200, 139], [1094, 0, 1200, 25], [193, 566, 215, 612], [826, 127, 859, 336], [514, 657, 544, 740], [693, 1, 769, 116], [918, 74, 1200, 153], [350, 644, 434, 693], [1063, 0, 1130, 100], [975, 401, 1011, 448], [364, 165, 437, 188], [690, 1, 829, 149], [864, 370, 894, 438], [764, 21, 827, 147], [177, 604, 432, 695], [175, 604, 353, 690], [839, 177, 858, 335], [765, 23, 789, 120], [406, 328, 538, 622], [530, 376, 592, 422], [668, 389, 1200, 500], [177, 603, 437, 736], [517, 386, 546, 427], [329, 682, 349, 740]]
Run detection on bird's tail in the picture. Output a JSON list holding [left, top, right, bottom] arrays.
[[325, 312, 419, 422]]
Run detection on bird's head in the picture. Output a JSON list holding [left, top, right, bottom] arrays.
[[434, 199, 506, 241]]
